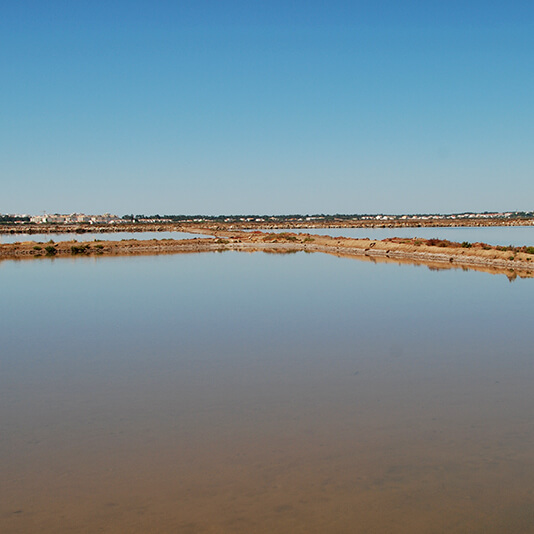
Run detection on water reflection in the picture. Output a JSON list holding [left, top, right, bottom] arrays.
[[0, 230, 207, 244], [1, 252, 533, 533]]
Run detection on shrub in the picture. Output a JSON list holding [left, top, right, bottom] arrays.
[[461, 241, 472, 248], [262, 233, 279, 242], [44, 245, 57, 256], [426, 238, 461, 248], [277, 233, 298, 241], [71, 244, 89, 254], [33, 245, 42, 251]]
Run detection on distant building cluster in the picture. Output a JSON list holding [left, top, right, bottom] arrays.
[[1, 210, 532, 225], [360, 212, 517, 221], [29, 213, 120, 224]]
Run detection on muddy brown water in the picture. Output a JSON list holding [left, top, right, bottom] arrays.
[[1, 252, 533, 533]]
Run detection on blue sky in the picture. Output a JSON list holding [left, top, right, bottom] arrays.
[[1, 1, 533, 215]]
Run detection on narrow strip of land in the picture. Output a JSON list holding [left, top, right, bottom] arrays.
[[1, 229, 533, 279], [1, 216, 534, 235]]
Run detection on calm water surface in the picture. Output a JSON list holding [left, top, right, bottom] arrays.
[[0, 231, 207, 244], [268, 225, 534, 247], [1, 252, 533, 533]]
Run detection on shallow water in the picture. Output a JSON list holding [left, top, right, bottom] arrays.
[[1, 252, 533, 533], [266, 225, 534, 247], [0, 230, 207, 244]]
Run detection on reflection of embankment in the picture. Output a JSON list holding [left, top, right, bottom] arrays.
[[1, 232, 533, 279], [328, 250, 528, 281]]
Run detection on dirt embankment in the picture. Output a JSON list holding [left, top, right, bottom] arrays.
[[1, 230, 534, 279], [2, 217, 534, 235]]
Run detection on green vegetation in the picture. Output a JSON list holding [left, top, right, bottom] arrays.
[[117, 211, 534, 223], [0, 215, 30, 224], [71, 244, 89, 254], [44, 245, 57, 256], [278, 233, 298, 241]]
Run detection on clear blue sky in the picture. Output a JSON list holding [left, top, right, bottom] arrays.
[[2, 1, 533, 215]]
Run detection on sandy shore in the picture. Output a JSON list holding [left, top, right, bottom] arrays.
[[1, 229, 533, 279]]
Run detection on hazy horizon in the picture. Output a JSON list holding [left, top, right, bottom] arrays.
[[5, 209, 534, 219]]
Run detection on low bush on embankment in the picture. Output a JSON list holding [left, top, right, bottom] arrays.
[[384, 237, 534, 255]]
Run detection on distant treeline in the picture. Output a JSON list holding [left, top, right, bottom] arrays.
[[120, 212, 534, 222], [121, 214, 358, 222], [0, 215, 30, 224], [2, 212, 533, 225]]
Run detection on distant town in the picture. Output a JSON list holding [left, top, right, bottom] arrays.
[[0, 210, 533, 225]]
